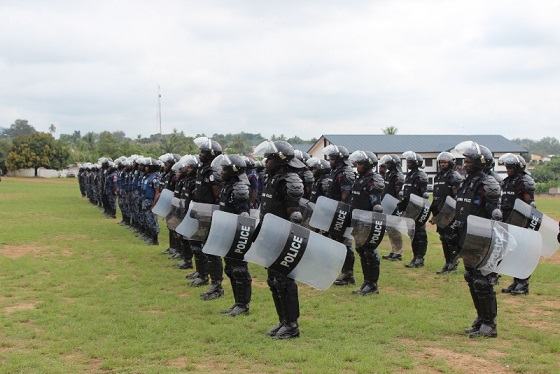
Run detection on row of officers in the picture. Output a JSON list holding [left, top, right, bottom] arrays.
[[78, 138, 539, 339]]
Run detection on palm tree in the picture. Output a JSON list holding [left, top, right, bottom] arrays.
[[382, 126, 398, 135]]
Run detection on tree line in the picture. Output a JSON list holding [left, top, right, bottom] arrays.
[[0, 119, 316, 176]]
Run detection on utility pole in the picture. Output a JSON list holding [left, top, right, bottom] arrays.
[[158, 85, 162, 139]]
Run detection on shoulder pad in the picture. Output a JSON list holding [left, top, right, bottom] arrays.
[[343, 167, 356, 183], [418, 171, 428, 183], [372, 173, 385, 193], [483, 175, 502, 200], [394, 171, 405, 184], [303, 170, 314, 184], [285, 172, 304, 199], [450, 171, 464, 186], [232, 182, 250, 203], [521, 174, 536, 193]]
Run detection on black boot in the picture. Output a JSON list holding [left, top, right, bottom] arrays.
[[189, 276, 209, 287], [405, 257, 424, 268], [388, 253, 402, 261], [501, 281, 517, 294], [185, 271, 199, 280], [273, 321, 300, 339], [436, 263, 450, 274], [265, 322, 285, 337], [334, 270, 355, 286], [200, 282, 224, 301], [382, 253, 394, 260], [353, 283, 379, 296], [511, 279, 529, 295], [464, 316, 483, 334]]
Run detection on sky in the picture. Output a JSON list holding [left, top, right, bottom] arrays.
[[1, 0, 559, 141]]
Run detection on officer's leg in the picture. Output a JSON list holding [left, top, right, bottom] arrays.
[[469, 272, 497, 338], [201, 254, 224, 300], [334, 236, 355, 285], [463, 268, 483, 333], [273, 274, 300, 339], [265, 270, 286, 336], [354, 247, 380, 296], [189, 242, 209, 287], [228, 261, 252, 316]]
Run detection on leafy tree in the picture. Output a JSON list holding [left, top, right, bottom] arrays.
[[97, 131, 120, 159], [6, 132, 69, 176], [1, 119, 37, 139], [82, 132, 98, 153], [382, 126, 398, 135], [0, 138, 11, 174], [531, 156, 560, 183], [49, 124, 56, 135]]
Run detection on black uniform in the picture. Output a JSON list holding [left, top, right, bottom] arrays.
[[454, 170, 501, 337], [220, 177, 252, 316], [382, 167, 405, 260], [325, 164, 356, 284], [500, 171, 536, 295], [398, 167, 429, 267], [431, 167, 463, 273], [350, 170, 385, 295], [261, 169, 304, 338]]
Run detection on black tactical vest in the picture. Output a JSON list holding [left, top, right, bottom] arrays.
[[194, 165, 218, 204]]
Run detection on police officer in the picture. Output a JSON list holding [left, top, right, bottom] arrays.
[[214, 154, 253, 316], [323, 144, 356, 285], [379, 155, 405, 261], [179, 156, 200, 279], [141, 158, 161, 245], [157, 154, 180, 256], [430, 152, 463, 274], [348, 151, 385, 295], [451, 142, 502, 338], [306, 158, 331, 204], [294, 150, 314, 199], [398, 151, 429, 268], [255, 140, 304, 339], [105, 161, 118, 219], [193, 137, 224, 299], [499, 154, 536, 296], [244, 156, 259, 209]]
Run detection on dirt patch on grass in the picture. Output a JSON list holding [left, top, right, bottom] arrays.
[[541, 251, 560, 265], [540, 300, 560, 309], [3, 303, 36, 313], [0, 245, 45, 258], [167, 356, 189, 368], [422, 347, 514, 374]]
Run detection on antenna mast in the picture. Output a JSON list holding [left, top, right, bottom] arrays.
[[158, 85, 162, 138]]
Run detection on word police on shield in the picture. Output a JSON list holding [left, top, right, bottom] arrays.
[[403, 194, 432, 226], [203, 211, 258, 260], [460, 215, 542, 279], [244, 214, 346, 290], [507, 199, 559, 258], [151, 188, 174, 217], [309, 196, 353, 238], [352, 209, 415, 249]]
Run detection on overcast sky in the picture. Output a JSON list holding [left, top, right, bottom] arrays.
[[1, 0, 559, 141]]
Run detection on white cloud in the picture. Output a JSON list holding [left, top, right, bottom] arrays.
[[1, 0, 559, 142]]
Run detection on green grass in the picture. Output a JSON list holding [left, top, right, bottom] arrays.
[[1, 178, 559, 373]]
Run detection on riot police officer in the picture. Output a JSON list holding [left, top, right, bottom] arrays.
[[243, 156, 259, 209], [348, 151, 385, 295], [398, 151, 429, 268], [141, 158, 161, 245], [499, 153, 536, 296], [380, 155, 405, 261], [294, 150, 314, 199], [306, 158, 331, 204], [430, 152, 463, 274], [451, 142, 502, 338], [105, 161, 118, 219], [214, 154, 252, 316], [193, 137, 224, 300], [323, 144, 356, 285], [254, 140, 305, 339]]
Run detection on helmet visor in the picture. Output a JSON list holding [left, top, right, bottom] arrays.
[[253, 141, 278, 158], [498, 153, 519, 166], [349, 150, 369, 166]]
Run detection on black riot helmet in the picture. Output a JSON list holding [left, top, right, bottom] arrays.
[[243, 156, 256, 170], [403, 151, 423, 169], [194, 136, 222, 163], [323, 144, 351, 166], [437, 151, 455, 170], [380, 154, 402, 171], [294, 150, 310, 163], [178, 155, 199, 175], [253, 140, 306, 168], [306, 157, 331, 174], [212, 154, 249, 183], [498, 153, 527, 173], [455, 141, 493, 170], [349, 150, 377, 169]]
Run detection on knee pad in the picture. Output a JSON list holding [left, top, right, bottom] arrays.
[[473, 275, 492, 293]]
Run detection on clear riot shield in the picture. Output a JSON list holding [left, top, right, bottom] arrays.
[[309, 196, 352, 238], [403, 194, 432, 226], [151, 189, 174, 217], [203, 211, 259, 260], [460, 215, 542, 279], [351, 209, 415, 249], [507, 199, 559, 258], [434, 196, 456, 229], [166, 197, 183, 231], [298, 198, 315, 230], [244, 213, 346, 290], [175, 202, 219, 241], [381, 194, 399, 216]]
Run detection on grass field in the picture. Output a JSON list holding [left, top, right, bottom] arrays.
[[0, 177, 559, 374]]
